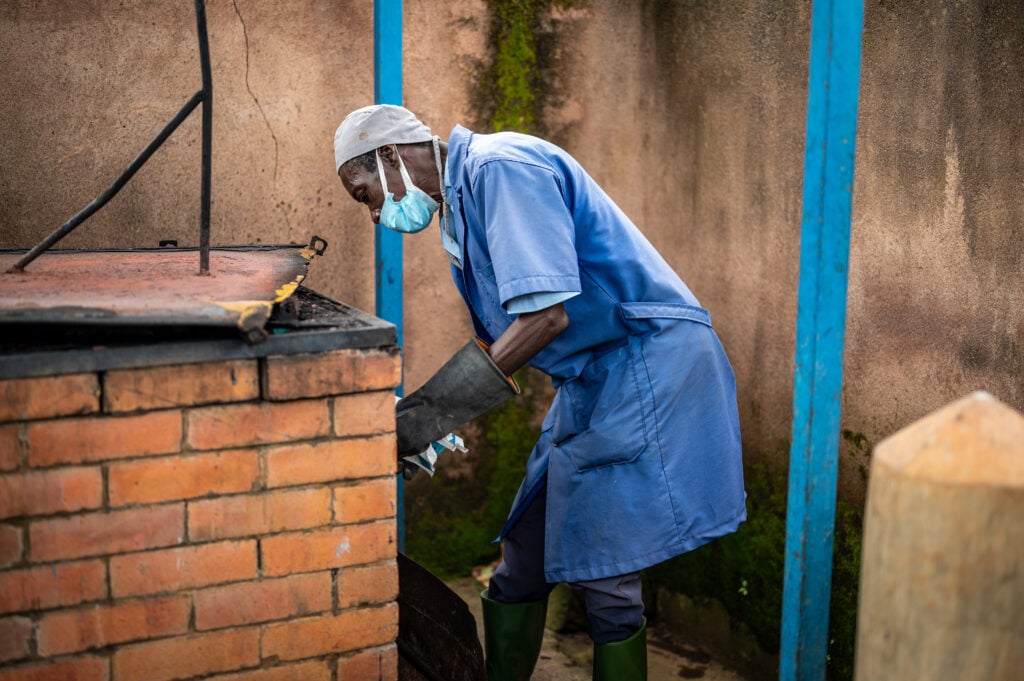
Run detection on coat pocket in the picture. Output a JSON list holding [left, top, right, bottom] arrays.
[[466, 260, 513, 340], [550, 341, 651, 472], [619, 301, 712, 332]]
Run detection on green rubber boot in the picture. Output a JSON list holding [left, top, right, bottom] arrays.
[[481, 590, 548, 681], [592, 618, 647, 681]]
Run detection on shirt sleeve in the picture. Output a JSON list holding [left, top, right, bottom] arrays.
[[471, 157, 582, 309], [506, 290, 580, 315]]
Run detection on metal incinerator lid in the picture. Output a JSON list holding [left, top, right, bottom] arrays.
[[0, 242, 324, 341]]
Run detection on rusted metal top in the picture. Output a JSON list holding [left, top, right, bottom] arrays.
[[0, 242, 397, 380], [0, 245, 319, 340]]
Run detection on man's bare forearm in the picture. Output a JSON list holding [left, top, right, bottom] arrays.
[[488, 303, 569, 375]]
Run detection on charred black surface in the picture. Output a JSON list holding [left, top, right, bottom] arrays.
[[397, 553, 485, 681]]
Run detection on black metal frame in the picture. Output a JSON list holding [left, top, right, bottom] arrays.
[[6, 0, 214, 274], [0, 309, 397, 380]]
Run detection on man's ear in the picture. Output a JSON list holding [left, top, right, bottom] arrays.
[[377, 144, 399, 168]]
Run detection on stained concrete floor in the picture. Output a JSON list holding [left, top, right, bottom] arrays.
[[447, 577, 749, 681]]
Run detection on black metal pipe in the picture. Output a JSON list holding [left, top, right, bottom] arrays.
[[7, 90, 205, 274], [195, 0, 213, 275]]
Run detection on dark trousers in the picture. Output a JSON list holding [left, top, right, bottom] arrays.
[[486, 483, 645, 644]]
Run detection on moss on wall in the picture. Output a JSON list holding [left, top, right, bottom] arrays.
[[828, 498, 863, 681], [645, 459, 863, 681], [409, 2, 869, 679], [404, 367, 552, 579], [489, 0, 541, 132], [404, 0, 572, 577], [471, 0, 575, 136]]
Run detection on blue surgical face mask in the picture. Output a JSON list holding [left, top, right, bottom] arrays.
[[376, 144, 439, 233]]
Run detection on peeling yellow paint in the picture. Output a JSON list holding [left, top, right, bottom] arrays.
[[208, 243, 318, 331], [274, 276, 303, 302], [212, 263, 308, 330], [214, 300, 274, 331], [215, 300, 273, 316]]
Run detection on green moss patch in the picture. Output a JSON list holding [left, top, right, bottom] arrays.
[[645, 461, 863, 681], [472, 0, 577, 136], [404, 367, 552, 579]]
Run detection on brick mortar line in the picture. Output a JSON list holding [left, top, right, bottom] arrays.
[[331, 567, 340, 616], [25, 498, 182, 516], [2, 568, 397, 643], [28, 609, 41, 660], [329, 475, 397, 488], [281, 517, 398, 532], [2, 656, 116, 676], [328, 395, 337, 439], [10, 430, 395, 475], [328, 476, 337, 526], [180, 430, 395, 454], [105, 394, 267, 418], [9, 406, 392, 465], [258, 357, 269, 401], [256, 441, 268, 494], [19, 443, 324, 478], [15, 423, 29, 471], [21, 513, 33, 569], [179, 404, 191, 455], [101, 463, 111, 512], [182, 491, 191, 545], [20, 404, 186, 420], [2, 477, 395, 536], [256, 614, 267, 669], [98, 369, 109, 415]]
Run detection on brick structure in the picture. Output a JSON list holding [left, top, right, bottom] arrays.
[[0, 344, 401, 681]]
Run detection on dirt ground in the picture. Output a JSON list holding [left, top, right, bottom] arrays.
[[447, 577, 749, 681]]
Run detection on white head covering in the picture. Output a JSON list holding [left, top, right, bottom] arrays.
[[334, 104, 434, 173]]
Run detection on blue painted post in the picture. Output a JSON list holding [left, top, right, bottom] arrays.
[[374, 0, 406, 551], [780, 1, 864, 679]]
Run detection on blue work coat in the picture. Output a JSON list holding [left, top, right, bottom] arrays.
[[445, 125, 746, 583]]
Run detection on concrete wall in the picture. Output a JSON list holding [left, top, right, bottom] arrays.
[[551, 0, 1023, 499], [846, 0, 1023, 490], [0, 0, 380, 311], [2, 0, 1022, 503]]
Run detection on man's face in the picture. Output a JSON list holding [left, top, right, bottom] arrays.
[[338, 145, 408, 225]]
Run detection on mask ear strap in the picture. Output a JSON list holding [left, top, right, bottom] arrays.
[[394, 145, 415, 188], [375, 148, 390, 196], [432, 136, 445, 220]]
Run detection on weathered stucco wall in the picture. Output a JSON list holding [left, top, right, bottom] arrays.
[[546, 0, 1023, 501], [549, 0, 812, 480], [846, 0, 1024, 487], [0, 0, 486, 401], [1, 0, 377, 315], [2, 0, 1022, 506]]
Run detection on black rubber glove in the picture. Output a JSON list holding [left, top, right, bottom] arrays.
[[396, 339, 520, 459]]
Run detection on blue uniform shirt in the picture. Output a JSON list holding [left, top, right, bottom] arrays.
[[442, 157, 578, 314], [444, 125, 746, 582]]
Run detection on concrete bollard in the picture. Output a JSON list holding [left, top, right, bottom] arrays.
[[855, 391, 1024, 681]]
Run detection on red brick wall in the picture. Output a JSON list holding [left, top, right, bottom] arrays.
[[0, 347, 401, 681]]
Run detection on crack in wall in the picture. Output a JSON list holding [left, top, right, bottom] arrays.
[[232, 0, 279, 184]]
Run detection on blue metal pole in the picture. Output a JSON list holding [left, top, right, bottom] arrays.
[[779, 1, 864, 679], [374, 0, 405, 551]]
